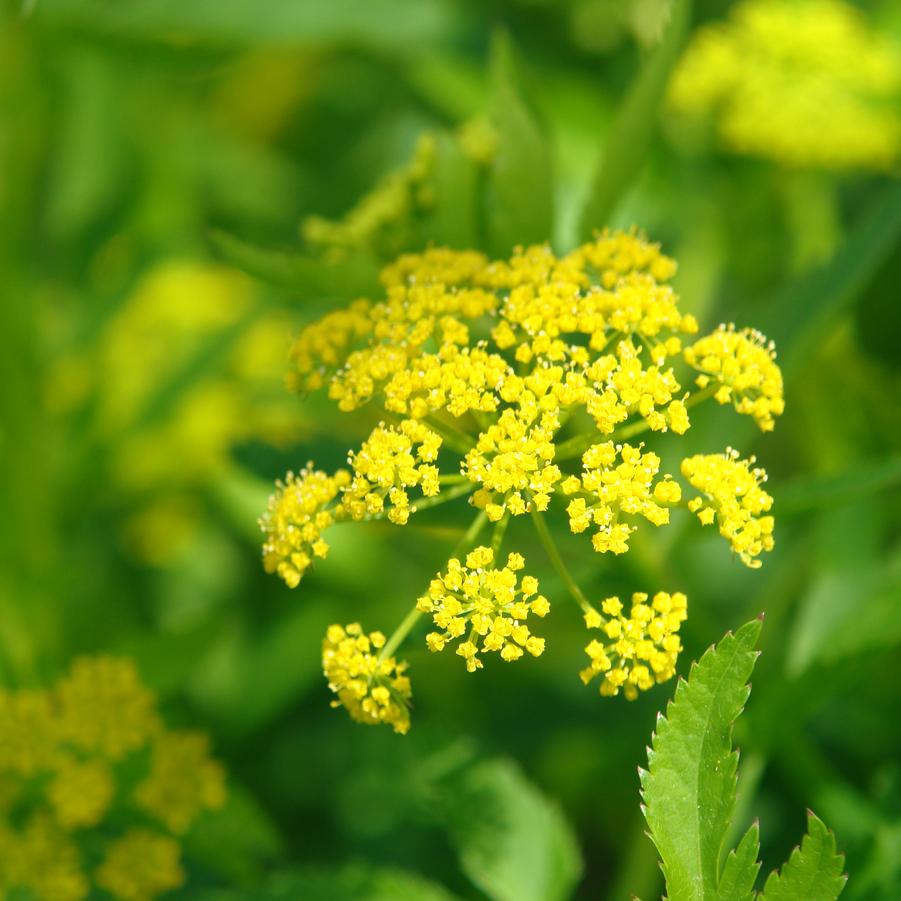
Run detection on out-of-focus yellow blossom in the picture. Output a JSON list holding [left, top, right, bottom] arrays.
[[322, 623, 412, 734], [669, 0, 901, 170], [48, 757, 114, 829], [457, 117, 499, 165], [0, 656, 226, 901], [343, 420, 442, 524], [418, 548, 550, 672], [266, 229, 783, 727], [260, 466, 351, 588], [562, 442, 681, 554], [46, 259, 308, 566], [5, 814, 88, 901], [96, 829, 184, 901], [682, 449, 775, 567], [0, 689, 58, 775], [581, 592, 687, 699], [136, 732, 226, 834], [302, 134, 437, 260], [56, 657, 159, 760], [466, 409, 562, 521], [684, 325, 785, 431]]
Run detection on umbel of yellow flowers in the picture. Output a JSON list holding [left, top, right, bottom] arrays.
[[0, 656, 225, 901], [259, 229, 785, 732], [668, 0, 901, 170]]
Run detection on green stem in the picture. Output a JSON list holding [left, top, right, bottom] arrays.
[[412, 482, 474, 512], [530, 509, 593, 614], [427, 414, 476, 455], [491, 513, 510, 556], [379, 509, 489, 660]]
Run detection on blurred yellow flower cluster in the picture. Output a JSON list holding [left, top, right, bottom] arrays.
[[302, 134, 438, 260], [669, 0, 901, 170], [261, 229, 785, 730], [0, 657, 225, 901], [48, 260, 306, 565]]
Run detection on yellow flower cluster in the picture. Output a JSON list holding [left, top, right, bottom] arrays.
[[302, 133, 437, 260], [260, 466, 350, 588], [466, 409, 561, 521], [263, 229, 784, 730], [418, 548, 550, 672], [562, 442, 682, 554], [685, 325, 785, 431], [0, 656, 225, 901], [682, 450, 775, 567], [581, 592, 688, 699], [344, 420, 442, 524], [669, 0, 901, 170], [96, 830, 184, 901], [322, 623, 412, 734]]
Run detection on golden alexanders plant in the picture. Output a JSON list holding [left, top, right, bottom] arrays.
[[259, 229, 785, 733]]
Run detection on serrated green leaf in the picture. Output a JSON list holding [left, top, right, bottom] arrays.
[[437, 758, 582, 901], [579, 0, 691, 237], [486, 31, 553, 255], [718, 822, 760, 901], [759, 812, 846, 901], [641, 619, 761, 901]]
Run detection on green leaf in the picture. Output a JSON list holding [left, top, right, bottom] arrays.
[[718, 822, 760, 901], [578, 0, 692, 237], [641, 619, 761, 901], [194, 864, 462, 901], [762, 180, 901, 377], [209, 230, 380, 298], [437, 758, 582, 901], [184, 784, 283, 884], [33, 0, 453, 50], [759, 812, 847, 901], [486, 31, 553, 255], [427, 132, 480, 249], [776, 455, 901, 516]]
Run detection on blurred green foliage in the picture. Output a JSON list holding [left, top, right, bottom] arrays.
[[1, 0, 901, 898]]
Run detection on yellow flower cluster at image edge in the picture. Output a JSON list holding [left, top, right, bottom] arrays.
[[669, 0, 901, 169], [0, 657, 225, 901], [259, 228, 785, 731]]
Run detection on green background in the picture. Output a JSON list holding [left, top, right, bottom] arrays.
[[1, 0, 900, 897]]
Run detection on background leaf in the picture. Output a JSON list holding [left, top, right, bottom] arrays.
[[486, 31, 553, 255], [578, 0, 692, 236], [436, 758, 583, 901]]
